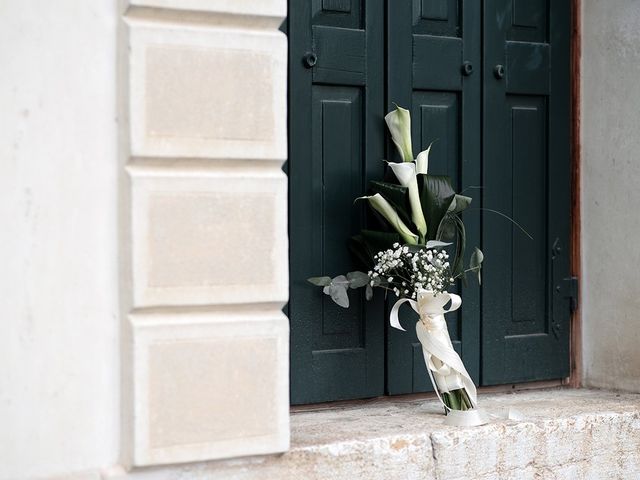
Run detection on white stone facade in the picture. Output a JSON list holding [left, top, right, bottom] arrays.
[[581, 0, 640, 393], [118, 0, 289, 468], [1, 0, 640, 479]]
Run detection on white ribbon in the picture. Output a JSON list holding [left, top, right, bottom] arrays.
[[390, 290, 489, 426]]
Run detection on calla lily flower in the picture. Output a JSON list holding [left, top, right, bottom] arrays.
[[357, 193, 418, 245], [387, 161, 427, 241], [415, 142, 433, 175], [385, 106, 413, 163]]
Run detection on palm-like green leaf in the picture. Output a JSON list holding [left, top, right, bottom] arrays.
[[361, 230, 401, 255], [419, 175, 456, 241], [348, 235, 376, 269], [448, 194, 472, 214], [348, 230, 401, 269]]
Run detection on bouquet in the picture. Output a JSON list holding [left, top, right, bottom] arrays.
[[308, 105, 484, 420]]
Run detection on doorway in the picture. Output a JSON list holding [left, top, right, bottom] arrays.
[[288, 0, 572, 405]]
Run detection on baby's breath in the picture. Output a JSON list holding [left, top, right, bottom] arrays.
[[372, 245, 452, 299]]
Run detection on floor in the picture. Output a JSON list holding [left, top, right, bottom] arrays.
[[116, 388, 640, 480]]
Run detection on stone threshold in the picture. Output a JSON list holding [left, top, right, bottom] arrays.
[[116, 388, 640, 480]]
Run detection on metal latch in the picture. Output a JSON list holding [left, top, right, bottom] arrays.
[[557, 276, 579, 313]]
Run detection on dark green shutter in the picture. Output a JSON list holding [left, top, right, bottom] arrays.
[[482, 0, 571, 384], [288, 0, 385, 404], [288, 0, 573, 403], [385, 0, 482, 395]]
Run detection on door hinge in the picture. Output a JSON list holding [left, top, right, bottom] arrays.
[[557, 276, 579, 313]]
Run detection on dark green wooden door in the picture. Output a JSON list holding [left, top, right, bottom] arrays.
[[385, 0, 482, 395], [288, 0, 385, 404], [482, 0, 572, 384], [289, 1, 572, 404]]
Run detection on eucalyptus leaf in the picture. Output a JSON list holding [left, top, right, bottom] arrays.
[[347, 271, 370, 289], [307, 276, 333, 287], [470, 247, 484, 285], [323, 283, 350, 308], [425, 240, 453, 249], [331, 274, 349, 286], [365, 284, 373, 301]]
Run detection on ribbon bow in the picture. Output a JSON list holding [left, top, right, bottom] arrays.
[[390, 291, 488, 425]]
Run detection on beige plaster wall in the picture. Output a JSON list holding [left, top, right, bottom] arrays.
[[581, 0, 640, 392], [0, 1, 120, 478]]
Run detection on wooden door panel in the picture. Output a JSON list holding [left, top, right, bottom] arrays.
[[413, 92, 461, 185], [289, 0, 572, 402], [483, 0, 571, 384], [289, 0, 385, 405], [311, 87, 364, 349], [386, 0, 481, 395]]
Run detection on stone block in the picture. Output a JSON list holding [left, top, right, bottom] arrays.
[[128, 0, 286, 19], [126, 21, 287, 160], [128, 165, 288, 307], [128, 310, 289, 466]]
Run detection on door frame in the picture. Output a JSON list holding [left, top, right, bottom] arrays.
[[567, 0, 582, 388]]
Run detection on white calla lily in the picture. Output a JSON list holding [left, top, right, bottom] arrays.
[[385, 105, 413, 162], [387, 161, 428, 241], [387, 161, 416, 186], [415, 142, 433, 175], [358, 193, 418, 245]]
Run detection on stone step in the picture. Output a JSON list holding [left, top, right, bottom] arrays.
[[119, 388, 640, 480]]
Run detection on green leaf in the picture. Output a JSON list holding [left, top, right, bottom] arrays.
[[436, 214, 457, 242], [369, 180, 413, 228], [307, 276, 332, 287], [419, 175, 456, 241], [386, 162, 427, 240], [448, 194, 473, 214], [479, 208, 533, 240], [365, 284, 373, 301], [470, 247, 484, 285], [347, 271, 370, 289], [452, 215, 467, 278], [360, 229, 401, 256], [448, 390, 461, 410], [349, 235, 376, 269], [358, 194, 419, 245]]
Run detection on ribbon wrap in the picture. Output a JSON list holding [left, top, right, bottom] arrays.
[[390, 290, 488, 425]]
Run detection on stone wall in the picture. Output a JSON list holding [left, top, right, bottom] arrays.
[[5, 0, 638, 477], [0, 1, 120, 478], [0, 0, 289, 478], [118, 0, 290, 468], [581, 0, 640, 392]]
